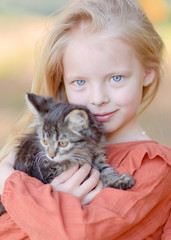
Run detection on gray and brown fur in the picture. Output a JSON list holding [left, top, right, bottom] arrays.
[[0, 93, 135, 215]]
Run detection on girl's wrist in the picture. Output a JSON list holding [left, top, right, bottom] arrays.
[[0, 152, 15, 195], [0, 163, 14, 195]]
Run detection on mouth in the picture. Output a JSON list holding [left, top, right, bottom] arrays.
[[94, 110, 118, 122]]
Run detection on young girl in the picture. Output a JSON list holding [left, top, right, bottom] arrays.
[[0, 0, 171, 239]]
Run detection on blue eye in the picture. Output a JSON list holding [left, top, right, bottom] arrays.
[[75, 80, 86, 86], [110, 75, 122, 83]]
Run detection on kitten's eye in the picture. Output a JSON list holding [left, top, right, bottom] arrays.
[[110, 75, 122, 83], [42, 139, 48, 145], [59, 141, 68, 147]]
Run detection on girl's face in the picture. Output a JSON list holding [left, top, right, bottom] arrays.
[[63, 32, 154, 141]]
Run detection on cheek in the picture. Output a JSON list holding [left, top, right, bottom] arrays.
[[66, 90, 88, 106], [65, 89, 75, 103], [113, 87, 143, 107], [67, 93, 85, 105], [118, 93, 137, 106]]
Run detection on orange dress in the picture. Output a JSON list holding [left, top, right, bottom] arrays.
[[0, 140, 171, 240]]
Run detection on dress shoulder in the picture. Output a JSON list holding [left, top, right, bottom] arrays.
[[105, 141, 171, 175]]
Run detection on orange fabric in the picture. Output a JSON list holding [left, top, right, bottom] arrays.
[[1, 140, 171, 240], [162, 212, 171, 240]]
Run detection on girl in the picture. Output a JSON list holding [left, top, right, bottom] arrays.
[[0, 0, 171, 239]]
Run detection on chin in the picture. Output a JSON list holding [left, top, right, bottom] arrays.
[[103, 124, 117, 134]]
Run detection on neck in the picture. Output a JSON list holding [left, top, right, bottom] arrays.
[[106, 117, 151, 145]]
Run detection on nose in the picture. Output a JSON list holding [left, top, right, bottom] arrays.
[[89, 85, 109, 106], [48, 148, 56, 159]]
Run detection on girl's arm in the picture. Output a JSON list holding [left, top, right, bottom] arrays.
[[0, 153, 102, 205], [1, 154, 171, 240], [0, 153, 101, 240], [0, 153, 15, 195]]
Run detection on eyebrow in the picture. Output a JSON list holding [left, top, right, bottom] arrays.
[[64, 69, 131, 81], [64, 75, 87, 81], [104, 70, 131, 78]]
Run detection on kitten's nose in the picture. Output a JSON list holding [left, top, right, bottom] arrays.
[[48, 148, 56, 159]]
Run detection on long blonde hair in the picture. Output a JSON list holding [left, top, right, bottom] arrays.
[[0, 0, 164, 159]]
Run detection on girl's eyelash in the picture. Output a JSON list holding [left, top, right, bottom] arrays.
[[74, 80, 86, 86], [110, 75, 123, 83]]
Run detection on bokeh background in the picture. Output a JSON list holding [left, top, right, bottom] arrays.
[[0, 0, 171, 149]]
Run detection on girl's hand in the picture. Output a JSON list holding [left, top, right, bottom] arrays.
[[51, 164, 103, 205], [0, 152, 15, 195]]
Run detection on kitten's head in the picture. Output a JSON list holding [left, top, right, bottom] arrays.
[[26, 93, 104, 163]]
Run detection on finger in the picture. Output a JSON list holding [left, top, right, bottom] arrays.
[[81, 180, 103, 205], [51, 165, 79, 185], [80, 168, 100, 191], [67, 163, 91, 186], [72, 168, 100, 200]]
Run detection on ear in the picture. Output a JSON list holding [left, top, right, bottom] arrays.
[[26, 93, 53, 118], [143, 68, 156, 87], [64, 109, 89, 135]]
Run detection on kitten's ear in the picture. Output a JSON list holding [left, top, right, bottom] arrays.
[[26, 93, 53, 117], [64, 109, 89, 135]]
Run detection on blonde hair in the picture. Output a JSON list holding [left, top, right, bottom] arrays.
[[0, 0, 164, 158]]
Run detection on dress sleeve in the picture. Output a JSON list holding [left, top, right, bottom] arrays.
[[1, 155, 171, 240], [162, 212, 171, 240]]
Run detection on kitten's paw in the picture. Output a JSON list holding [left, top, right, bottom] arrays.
[[109, 174, 135, 190], [0, 202, 6, 216]]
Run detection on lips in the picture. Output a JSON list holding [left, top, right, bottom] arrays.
[[94, 110, 117, 122]]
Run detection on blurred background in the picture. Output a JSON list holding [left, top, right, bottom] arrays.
[[0, 0, 171, 148]]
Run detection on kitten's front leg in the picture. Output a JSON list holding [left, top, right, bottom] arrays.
[[96, 163, 135, 190], [0, 200, 6, 216]]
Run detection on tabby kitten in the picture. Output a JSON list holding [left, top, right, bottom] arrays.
[[0, 93, 135, 215]]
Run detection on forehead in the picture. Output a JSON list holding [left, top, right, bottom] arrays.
[[63, 32, 140, 75]]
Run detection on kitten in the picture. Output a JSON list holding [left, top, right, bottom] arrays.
[[0, 93, 135, 215]]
